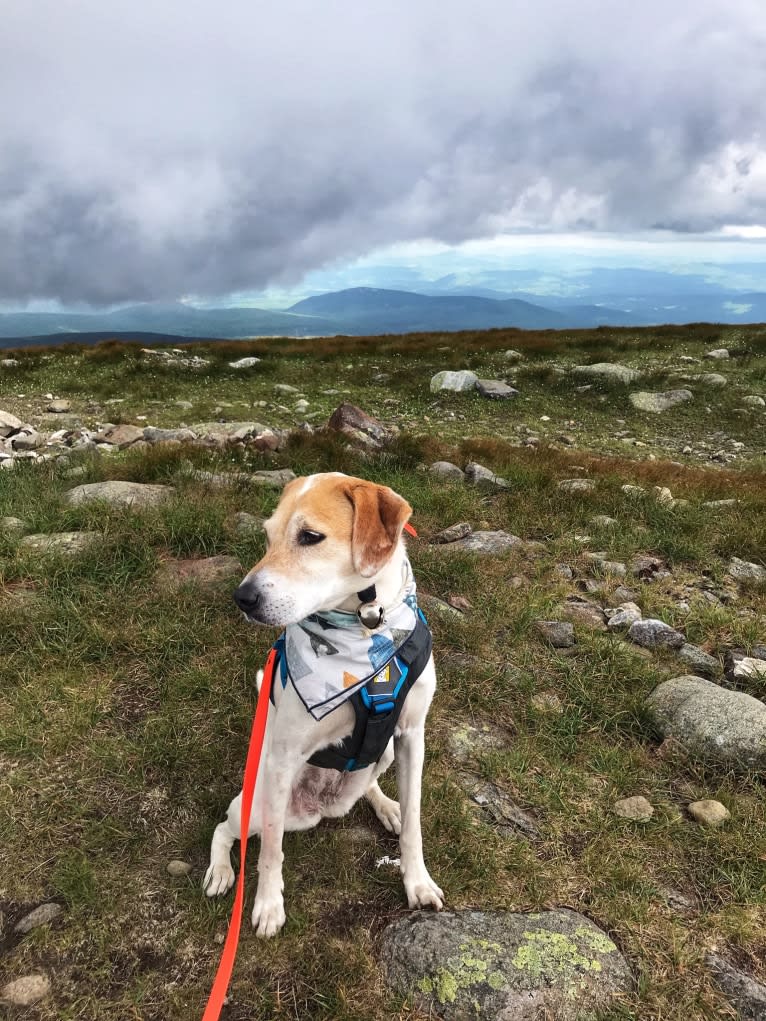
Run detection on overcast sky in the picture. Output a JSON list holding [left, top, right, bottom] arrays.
[[2, 0, 765, 306]]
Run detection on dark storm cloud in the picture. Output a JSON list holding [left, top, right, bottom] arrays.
[[1, 0, 764, 303]]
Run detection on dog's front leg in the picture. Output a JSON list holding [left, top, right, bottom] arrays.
[[394, 726, 444, 911], [251, 739, 300, 938]]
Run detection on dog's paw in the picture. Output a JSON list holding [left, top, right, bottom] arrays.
[[374, 795, 402, 835], [203, 862, 235, 897], [251, 894, 286, 938], [404, 870, 444, 911]]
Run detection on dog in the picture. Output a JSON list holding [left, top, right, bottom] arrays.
[[204, 472, 443, 937]]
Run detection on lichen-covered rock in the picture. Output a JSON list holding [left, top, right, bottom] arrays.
[[20, 532, 100, 554], [535, 620, 575, 648], [429, 461, 465, 480], [430, 521, 473, 544], [558, 478, 595, 493], [65, 481, 175, 508], [648, 675, 766, 769], [629, 390, 693, 412], [572, 362, 641, 384], [707, 952, 766, 1021], [560, 596, 607, 630], [440, 530, 521, 554], [430, 369, 479, 393], [677, 644, 719, 678], [381, 909, 632, 1021], [628, 618, 684, 649], [464, 461, 510, 491], [728, 557, 766, 584]]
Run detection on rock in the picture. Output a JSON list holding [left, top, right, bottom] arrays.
[[14, 902, 64, 934], [558, 478, 595, 493], [535, 620, 575, 648], [560, 596, 607, 630], [429, 461, 465, 480], [327, 403, 387, 444], [191, 421, 272, 444], [690, 372, 727, 386], [157, 555, 242, 588], [442, 531, 521, 554], [0, 974, 52, 1007], [20, 532, 100, 554], [464, 461, 509, 491], [592, 515, 617, 527], [447, 720, 511, 763], [475, 379, 519, 399], [65, 481, 175, 508], [430, 369, 479, 393], [658, 887, 700, 916], [294, 399, 309, 413], [728, 557, 766, 584], [688, 799, 730, 827], [743, 395, 766, 407], [707, 952, 766, 1021], [653, 486, 675, 506], [93, 423, 145, 449], [629, 390, 693, 413], [11, 429, 44, 451], [274, 383, 300, 394], [0, 410, 23, 436], [606, 603, 642, 629], [0, 515, 26, 536], [572, 362, 641, 384], [705, 348, 730, 359], [612, 585, 639, 603], [648, 675, 766, 768], [613, 796, 654, 822], [228, 356, 261, 368], [0, 358, 19, 367], [727, 655, 766, 682], [621, 484, 645, 497], [143, 426, 197, 443], [380, 908, 632, 1021], [678, 644, 719, 678], [251, 468, 297, 488], [47, 399, 72, 412], [166, 859, 194, 877], [419, 593, 465, 619], [467, 781, 539, 838], [530, 691, 563, 714], [586, 554, 627, 577], [447, 594, 473, 613], [232, 511, 263, 534], [628, 619, 684, 649], [502, 349, 524, 361], [631, 555, 664, 579], [430, 522, 473, 544]]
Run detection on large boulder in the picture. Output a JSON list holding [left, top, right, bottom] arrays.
[[0, 410, 23, 437], [573, 363, 641, 384], [430, 370, 479, 393], [65, 481, 175, 508], [647, 675, 766, 769], [629, 390, 693, 413], [381, 909, 632, 1021]]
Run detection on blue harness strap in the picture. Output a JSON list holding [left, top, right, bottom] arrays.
[[267, 613, 432, 772]]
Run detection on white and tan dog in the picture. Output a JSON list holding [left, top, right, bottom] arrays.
[[204, 472, 443, 937]]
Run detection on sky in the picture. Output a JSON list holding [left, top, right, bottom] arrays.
[[1, 0, 765, 309]]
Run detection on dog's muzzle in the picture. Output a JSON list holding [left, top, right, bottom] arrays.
[[233, 579, 263, 620]]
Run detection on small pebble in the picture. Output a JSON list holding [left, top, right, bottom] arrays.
[[166, 859, 193, 877], [613, 795, 654, 822], [688, 800, 730, 827]]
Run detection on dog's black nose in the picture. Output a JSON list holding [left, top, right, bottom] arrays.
[[233, 581, 262, 618]]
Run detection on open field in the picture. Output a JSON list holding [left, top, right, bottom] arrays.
[[1, 323, 765, 1019]]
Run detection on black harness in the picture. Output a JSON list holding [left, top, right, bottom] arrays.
[[267, 610, 432, 772]]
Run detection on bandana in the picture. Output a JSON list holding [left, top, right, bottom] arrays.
[[283, 560, 420, 720]]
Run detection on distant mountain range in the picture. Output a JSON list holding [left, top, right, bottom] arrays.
[[1, 274, 765, 348]]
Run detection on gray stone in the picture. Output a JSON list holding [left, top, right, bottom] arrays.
[[251, 468, 296, 488], [613, 795, 654, 822], [65, 481, 175, 508], [467, 781, 539, 837], [464, 461, 509, 491], [143, 426, 197, 443], [606, 602, 642, 629], [707, 952, 766, 1021], [629, 390, 693, 412], [442, 531, 521, 554], [502, 349, 524, 361], [166, 859, 194, 877], [20, 532, 100, 554], [648, 675, 766, 768], [678, 644, 719, 678], [728, 655, 766, 682], [430, 522, 473, 544], [429, 461, 465, 480], [274, 383, 300, 394], [191, 421, 270, 442], [631, 554, 665, 579], [14, 902, 64, 934], [93, 424, 145, 449], [232, 511, 263, 534], [11, 429, 44, 451], [558, 478, 595, 493], [688, 799, 730, 827], [447, 720, 511, 764], [705, 348, 730, 359], [430, 369, 479, 393], [475, 379, 519, 399], [592, 515, 618, 527], [0, 974, 51, 1006], [728, 557, 766, 584], [157, 555, 242, 588], [535, 620, 575, 648], [328, 403, 387, 444], [743, 395, 766, 407], [530, 691, 563, 714], [572, 362, 641, 384], [0, 515, 26, 536], [628, 618, 684, 649], [228, 356, 261, 368], [0, 410, 23, 436], [47, 399, 72, 412], [381, 908, 632, 1021], [418, 593, 465, 619]]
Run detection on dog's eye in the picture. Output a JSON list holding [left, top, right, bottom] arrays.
[[297, 529, 326, 547]]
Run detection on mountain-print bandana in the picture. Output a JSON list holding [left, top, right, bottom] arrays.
[[284, 560, 419, 720]]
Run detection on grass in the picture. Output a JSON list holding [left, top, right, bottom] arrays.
[[1, 323, 765, 1019]]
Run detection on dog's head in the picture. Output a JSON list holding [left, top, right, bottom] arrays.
[[233, 472, 412, 625]]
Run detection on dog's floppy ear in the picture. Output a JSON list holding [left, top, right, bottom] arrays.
[[346, 482, 412, 577]]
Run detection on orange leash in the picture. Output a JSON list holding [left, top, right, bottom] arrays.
[[202, 523, 416, 1018], [201, 648, 276, 1021]]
